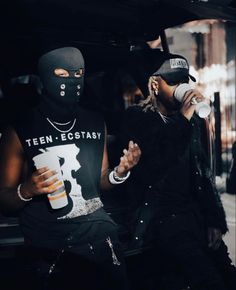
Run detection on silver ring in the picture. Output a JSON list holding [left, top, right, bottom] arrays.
[[190, 97, 198, 105]]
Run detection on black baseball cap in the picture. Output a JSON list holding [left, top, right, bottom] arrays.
[[152, 53, 196, 83]]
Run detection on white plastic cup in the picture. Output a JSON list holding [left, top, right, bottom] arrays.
[[174, 83, 211, 118], [33, 151, 68, 209]]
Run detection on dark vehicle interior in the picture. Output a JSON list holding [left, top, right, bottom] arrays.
[[0, 1, 236, 289], [0, 0, 235, 118]]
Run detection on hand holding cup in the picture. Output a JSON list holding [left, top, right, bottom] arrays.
[[32, 151, 68, 209], [174, 83, 211, 119]]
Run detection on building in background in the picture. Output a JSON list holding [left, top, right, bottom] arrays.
[[163, 19, 236, 180]]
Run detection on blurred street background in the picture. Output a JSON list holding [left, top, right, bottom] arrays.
[[222, 193, 236, 264]]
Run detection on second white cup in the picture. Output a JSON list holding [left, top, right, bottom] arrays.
[[174, 83, 211, 118]]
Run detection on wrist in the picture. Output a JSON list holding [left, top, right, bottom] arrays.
[[114, 166, 129, 179], [17, 184, 32, 202], [108, 167, 130, 185]]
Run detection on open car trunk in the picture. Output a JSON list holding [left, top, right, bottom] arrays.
[[0, 0, 235, 77]]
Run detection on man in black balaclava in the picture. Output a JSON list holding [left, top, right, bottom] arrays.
[[0, 47, 141, 290], [38, 47, 85, 119]]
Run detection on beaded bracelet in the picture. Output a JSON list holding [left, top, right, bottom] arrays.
[[17, 184, 32, 202]]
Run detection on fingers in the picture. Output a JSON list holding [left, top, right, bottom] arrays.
[[190, 97, 198, 105], [31, 167, 60, 195], [117, 141, 141, 174], [183, 89, 204, 106], [127, 141, 141, 165], [129, 140, 141, 156], [180, 89, 205, 120], [37, 166, 50, 175]]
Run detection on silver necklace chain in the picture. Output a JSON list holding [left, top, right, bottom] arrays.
[[46, 118, 77, 133], [157, 111, 171, 124]]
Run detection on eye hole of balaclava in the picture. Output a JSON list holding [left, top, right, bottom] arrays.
[[54, 68, 84, 78], [38, 47, 85, 106]]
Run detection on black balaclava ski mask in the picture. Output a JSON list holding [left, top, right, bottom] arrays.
[[38, 47, 85, 119]]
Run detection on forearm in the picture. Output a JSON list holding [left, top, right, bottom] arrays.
[[100, 168, 130, 192], [100, 170, 113, 191]]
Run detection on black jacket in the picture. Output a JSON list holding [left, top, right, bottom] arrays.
[[119, 105, 228, 248]]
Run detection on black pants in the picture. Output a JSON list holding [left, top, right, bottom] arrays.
[[23, 221, 129, 290], [153, 211, 236, 290]]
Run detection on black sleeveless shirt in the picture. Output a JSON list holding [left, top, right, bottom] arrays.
[[14, 106, 114, 248]]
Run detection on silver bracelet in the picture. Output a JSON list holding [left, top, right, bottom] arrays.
[[17, 184, 32, 202], [113, 166, 130, 181], [108, 168, 130, 185]]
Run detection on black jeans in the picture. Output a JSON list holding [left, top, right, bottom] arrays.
[[24, 221, 129, 290], [153, 211, 236, 290]]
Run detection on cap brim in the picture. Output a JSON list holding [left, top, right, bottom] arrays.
[[159, 72, 196, 83], [189, 74, 196, 82]]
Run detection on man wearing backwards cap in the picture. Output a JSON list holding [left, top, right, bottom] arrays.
[[0, 47, 141, 290], [120, 53, 236, 290]]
